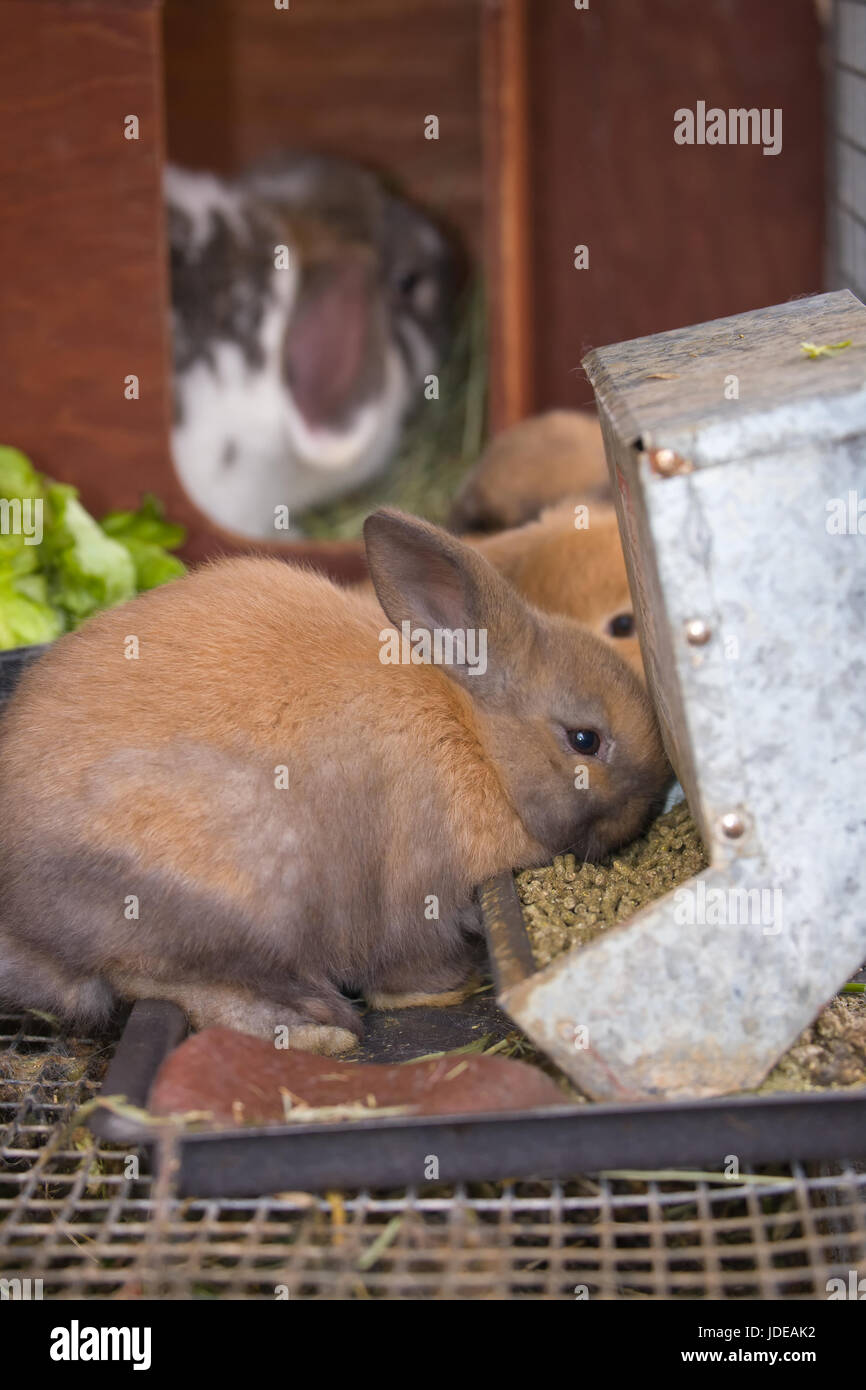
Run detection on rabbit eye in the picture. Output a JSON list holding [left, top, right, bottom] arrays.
[[397, 269, 437, 313], [607, 612, 635, 638], [398, 269, 423, 295], [567, 729, 601, 756]]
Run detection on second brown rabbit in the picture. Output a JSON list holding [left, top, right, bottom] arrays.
[[472, 499, 643, 679], [0, 512, 668, 1050], [449, 410, 608, 533]]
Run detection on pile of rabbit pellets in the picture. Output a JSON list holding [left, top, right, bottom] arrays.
[[518, 800, 707, 967]]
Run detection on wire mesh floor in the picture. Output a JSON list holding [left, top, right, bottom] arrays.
[[1, 1010, 864, 1300]]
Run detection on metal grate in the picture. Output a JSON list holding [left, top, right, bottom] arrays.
[[1, 1011, 864, 1300]]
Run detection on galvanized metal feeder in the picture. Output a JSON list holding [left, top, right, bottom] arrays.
[[486, 289, 866, 1103]]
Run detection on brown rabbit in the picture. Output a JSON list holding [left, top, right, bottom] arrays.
[[357, 500, 642, 674], [0, 512, 669, 1051], [449, 410, 608, 532], [471, 499, 643, 678]]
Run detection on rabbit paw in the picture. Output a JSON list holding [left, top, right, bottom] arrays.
[[367, 978, 481, 1010], [282, 1024, 358, 1055]]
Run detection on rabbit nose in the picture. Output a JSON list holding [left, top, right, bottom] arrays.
[[283, 260, 385, 431]]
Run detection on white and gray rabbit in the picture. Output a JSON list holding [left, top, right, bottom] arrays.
[[166, 154, 457, 538]]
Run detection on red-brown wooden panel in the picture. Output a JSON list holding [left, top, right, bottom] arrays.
[[526, 0, 825, 412], [482, 0, 533, 434], [162, 0, 484, 257], [0, 0, 176, 524]]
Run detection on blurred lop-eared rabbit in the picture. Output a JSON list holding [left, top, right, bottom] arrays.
[[0, 512, 669, 1052], [167, 155, 457, 537]]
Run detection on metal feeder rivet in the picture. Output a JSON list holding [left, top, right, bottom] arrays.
[[685, 618, 712, 645], [719, 812, 746, 839], [649, 447, 693, 476]]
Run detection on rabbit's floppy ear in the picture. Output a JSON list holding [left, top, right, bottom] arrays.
[[283, 253, 387, 432], [363, 509, 535, 692]]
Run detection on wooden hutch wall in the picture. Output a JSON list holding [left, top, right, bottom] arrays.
[[0, 0, 825, 568]]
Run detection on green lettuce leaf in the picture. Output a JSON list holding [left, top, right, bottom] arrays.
[[0, 448, 45, 581], [0, 446, 46, 503], [0, 574, 64, 649], [101, 493, 186, 550], [113, 538, 186, 592], [0, 530, 40, 578], [42, 489, 137, 623], [0, 450, 186, 650], [101, 494, 186, 590]]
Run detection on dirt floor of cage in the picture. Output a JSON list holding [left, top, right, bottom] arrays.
[[1, 1010, 865, 1300]]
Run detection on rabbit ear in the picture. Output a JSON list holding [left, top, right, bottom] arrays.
[[363, 509, 535, 692], [283, 255, 386, 430]]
